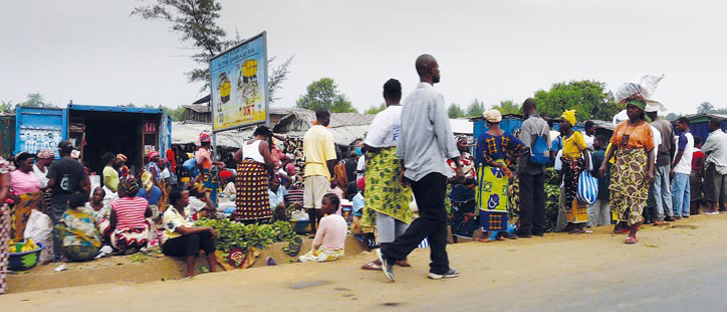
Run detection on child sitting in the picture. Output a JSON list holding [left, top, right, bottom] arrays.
[[299, 193, 347, 263]]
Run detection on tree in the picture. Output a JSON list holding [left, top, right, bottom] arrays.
[[465, 98, 486, 117], [0, 101, 14, 114], [20, 93, 55, 108], [665, 113, 679, 121], [365, 103, 386, 115], [714, 107, 727, 114], [448, 103, 464, 118], [163, 106, 187, 121], [491, 100, 521, 115], [532, 80, 619, 121], [133, 0, 292, 101], [697, 101, 715, 114], [296, 78, 357, 113]]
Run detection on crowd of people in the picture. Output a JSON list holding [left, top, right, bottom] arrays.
[[2, 56, 727, 293]]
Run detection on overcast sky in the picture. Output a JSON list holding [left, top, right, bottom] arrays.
[[1, 0, 725, 115]]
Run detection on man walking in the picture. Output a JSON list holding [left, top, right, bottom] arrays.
[[377, 54, 462, 282], [671, 117, 694, 219], [47, 140, 90, 260], [303, 109, 338, 234], [646, 105, 675, 224], [701, 118, 727, 214], [516, 98, 550, 237]]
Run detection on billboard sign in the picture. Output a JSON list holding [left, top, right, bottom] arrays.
[[210, 32, 268, 132]]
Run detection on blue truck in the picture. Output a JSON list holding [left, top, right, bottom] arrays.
[[14, 104, 171, 174]]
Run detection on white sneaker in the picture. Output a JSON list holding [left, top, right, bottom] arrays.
[[428, 269, 460, 280], [375, 249, 395, 282]]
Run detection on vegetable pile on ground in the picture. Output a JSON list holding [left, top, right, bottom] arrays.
[[195, 219, 298, 254]]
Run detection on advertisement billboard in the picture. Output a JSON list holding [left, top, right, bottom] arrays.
[[210, 32, 268, 132]]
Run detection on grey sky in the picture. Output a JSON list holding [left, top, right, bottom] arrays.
[[1, 0, 725, 115]]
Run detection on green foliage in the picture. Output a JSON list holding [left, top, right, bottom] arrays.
[[296, 78, 357, 113], [195, 219, 298, 253], [448, 103, 465, 118], [697, 101, 714, 114], [132, 0, 292, 99], [491, 100, 521, 115], [465, 99, 486, 117], [533, 80, 619, 121], [365, 103, 387, 115], [20, 93, 55, 108], [544, 167, 561, 233], [162, 106, 187, 121], [0, 101, 14, 114]]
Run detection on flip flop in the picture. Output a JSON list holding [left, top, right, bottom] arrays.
[[285, 237, 302, 257], [624, 236, 638, 244], [361, 260, 382, 271], [395, 260, 411, 267]]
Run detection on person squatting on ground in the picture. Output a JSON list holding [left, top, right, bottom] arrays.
[[162, 189, 217, 278], [57, 192, 103, 262], [376, 54, 462, 282]]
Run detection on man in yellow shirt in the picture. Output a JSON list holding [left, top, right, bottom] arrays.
[[303, 109, 338, 235]]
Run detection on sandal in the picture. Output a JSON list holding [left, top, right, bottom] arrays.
[[361, 260, 382, 271], [624, 236, 638, 244], [569, 228, 586, 234], [395, 260, 411, 267], [653, 220, 669, 226]]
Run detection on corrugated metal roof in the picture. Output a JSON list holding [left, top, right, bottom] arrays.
[[183, 104, 210, 113]]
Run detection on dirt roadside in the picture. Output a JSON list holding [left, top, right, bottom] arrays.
[[1, 214, 724, 312]]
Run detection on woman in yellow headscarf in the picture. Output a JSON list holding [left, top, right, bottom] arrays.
[[557, 110, 590, 234]]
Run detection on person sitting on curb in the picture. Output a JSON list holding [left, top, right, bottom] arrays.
[[162, 189, 218, 278], [299, 193, 347, 263], [57, 192, 103, 262]]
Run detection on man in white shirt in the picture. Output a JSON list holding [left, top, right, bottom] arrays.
[[584, 120, 596, 149], [671, 117, 694, 218]]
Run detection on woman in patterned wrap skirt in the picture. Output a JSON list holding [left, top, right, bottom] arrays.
[[232, 126, 275, 223], [601, 99, 655, 244]]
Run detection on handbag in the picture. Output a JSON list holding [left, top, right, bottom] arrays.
[[577, 170, 598, 205]]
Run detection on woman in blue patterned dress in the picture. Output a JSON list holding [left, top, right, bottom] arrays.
[[474, 110, 527, 242]]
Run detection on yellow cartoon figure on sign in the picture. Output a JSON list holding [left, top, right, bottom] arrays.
[[237, 59, 260, 114], [218, 72, 232, 112]]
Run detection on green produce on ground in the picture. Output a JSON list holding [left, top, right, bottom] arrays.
[[195, 219, 298, 253]]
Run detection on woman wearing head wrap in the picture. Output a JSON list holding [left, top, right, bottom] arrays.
[[9, 153, 46, 240], [34, 149, 54, 188], [600, 86, 655, 244], [196, 132, 221, 208], [231, 126, 275, 223], [102, 177, 152, 253], [0, 157, 13, 294], [557, 110, 591, 234], [116, 154, 129, 178], [474, 110, 528, 241]]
